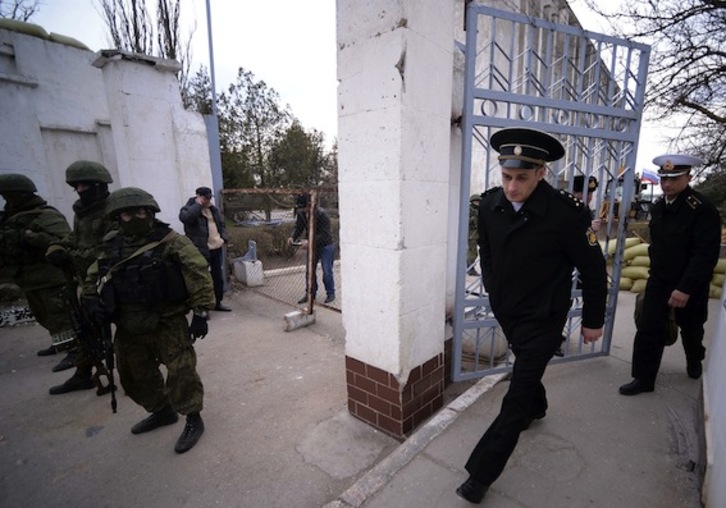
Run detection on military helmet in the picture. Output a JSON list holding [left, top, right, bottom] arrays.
[[65, 160, 113, 186], [0, 173, 37, 193], [469, 194, 481, 203], [106, 187, 160, 216]]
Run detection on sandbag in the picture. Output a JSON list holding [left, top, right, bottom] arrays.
[[623, 242, 650, 261], [630, 278, 648, 293], [630, 255, 651, 267], [619, 277, 633, 290], [712, 273, 724, 287], [714, 258, 726, 274], [622, 266, 650, 280], [710, 284, 724, 300]]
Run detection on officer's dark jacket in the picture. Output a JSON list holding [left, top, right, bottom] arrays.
[[478, 180, 607, 347], [178, 197, 228, 259], [648, 186, 721, 295], [291, 207, 333, 249]]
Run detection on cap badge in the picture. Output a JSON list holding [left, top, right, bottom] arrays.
[[663, 160, 674, 171], [513, 145, 522, 156]]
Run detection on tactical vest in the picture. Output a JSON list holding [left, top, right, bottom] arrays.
[[99, 234, 188, 307]]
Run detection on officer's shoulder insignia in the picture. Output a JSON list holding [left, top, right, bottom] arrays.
[[482, 186, 501, 197], [102, 230, 119, 242], [586, 227, 598, 246], [556, 189, 583, 209], [686, 194, 702, 210]]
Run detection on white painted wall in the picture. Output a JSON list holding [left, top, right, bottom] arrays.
[[703, 286, 726, 507], [0, 25, 212, 231]]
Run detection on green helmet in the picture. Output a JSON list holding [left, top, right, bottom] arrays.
[[0, 173, 37, 193], [65, 160, 113, 186], [469, 194, 481, 203], [106, 187, 160, 216]]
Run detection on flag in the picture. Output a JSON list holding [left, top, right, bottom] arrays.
[[641, 169, 660, 184]]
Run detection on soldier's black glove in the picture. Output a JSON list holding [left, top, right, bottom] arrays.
[[46, 245, 71, 268], [85, 298, 111, 326], [189, 313, 208, 343]]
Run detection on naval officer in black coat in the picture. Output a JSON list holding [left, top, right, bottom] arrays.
[[456, 127, 607, 504], [619, 154, 721, 396]]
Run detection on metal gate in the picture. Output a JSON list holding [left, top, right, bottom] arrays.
[[452, 4, 651, 382]]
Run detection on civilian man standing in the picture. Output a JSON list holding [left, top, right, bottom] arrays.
[[456, 127, 607, 504], [619, 154, 721, 396], [179, 186, 230, 312]]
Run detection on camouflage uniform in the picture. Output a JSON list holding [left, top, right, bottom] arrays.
[[83, 187, 214, 453], [467, 194, 481, 270], [0, 174, 74, 350], [47, 161, 116, 393]]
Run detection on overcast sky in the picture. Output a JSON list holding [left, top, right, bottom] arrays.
[[34, 0, 338, 146], [32, 0, 671, 171]]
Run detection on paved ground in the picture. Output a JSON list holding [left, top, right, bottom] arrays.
[[0, 289, 719, 507]]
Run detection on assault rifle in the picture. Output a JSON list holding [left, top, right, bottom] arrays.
[[61, 264, 117, 413]]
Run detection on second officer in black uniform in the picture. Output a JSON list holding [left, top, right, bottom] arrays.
[[619, 154, 721, 396], [456, 127, 607, 504]]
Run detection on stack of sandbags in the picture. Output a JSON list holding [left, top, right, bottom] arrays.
[[711, 259, 726, 299], [610, 236, 726, 299], [612, 237, 650, 293]]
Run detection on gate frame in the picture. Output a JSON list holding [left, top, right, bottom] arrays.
[[452, 4, 651, 382]]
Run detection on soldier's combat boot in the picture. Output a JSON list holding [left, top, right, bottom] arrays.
[[37, 345, 57, 357], [131, 405, 179, 434], [174, 412, 205, 454], [52, 348, 80, 372], [49, 366, 94, 395]]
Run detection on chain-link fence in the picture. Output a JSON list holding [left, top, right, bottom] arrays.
[[221, 188, 340, 314]]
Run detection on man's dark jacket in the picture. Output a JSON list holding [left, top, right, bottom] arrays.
[[178, 198, 228, 259], [478, 180, 607, 349]]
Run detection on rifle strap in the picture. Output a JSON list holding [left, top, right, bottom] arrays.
[[97, 230, 177, 294]]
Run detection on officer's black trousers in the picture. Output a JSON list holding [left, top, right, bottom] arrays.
[[465, 345, 555, 486], [632, 278, 708, 383]]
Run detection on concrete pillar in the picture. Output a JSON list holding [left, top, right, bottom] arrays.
[[337, 0, 455, 438]]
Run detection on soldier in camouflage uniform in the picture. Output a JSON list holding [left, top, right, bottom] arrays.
[[0, 174, 76, 368], [467, 194, 481, 276], [45, 161, 115, 394], [82, 187, 215, 454]]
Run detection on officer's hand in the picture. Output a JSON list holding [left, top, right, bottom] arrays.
[[582, 326, 603, 344], [668, 289, 690, 308], [46, 245, 71, 267], [189, 314, 208, 343], [287, 237, 294, 246]]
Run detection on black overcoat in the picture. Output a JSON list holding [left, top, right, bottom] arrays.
[[478, 180, 607, 349]]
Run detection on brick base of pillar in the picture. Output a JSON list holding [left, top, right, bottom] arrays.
[[345, 353, 445, 439]]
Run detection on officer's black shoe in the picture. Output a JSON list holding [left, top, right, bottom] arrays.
[[37, 346, 57, 357], [324, 294, 336, 304], [297, 295, 309, 304], [131, 405, 179, 434], [214, 303, 231, 312], [175, 412, 205, 454], [52, 349, 79, 372], [687, 361, 702, 379], [523, 410, 547, 430], [455, 476, 488, 504], [619, 379, 655, 396], [49, 368, 95, 395]]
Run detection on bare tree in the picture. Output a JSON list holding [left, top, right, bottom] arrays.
[[582, 0, 726, 171], [0, 0, 41, 21], [98, 0, 154, 54], [97, 0, 195, 105]]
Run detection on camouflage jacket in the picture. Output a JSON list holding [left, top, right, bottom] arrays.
[[0, 195, 71, 291]]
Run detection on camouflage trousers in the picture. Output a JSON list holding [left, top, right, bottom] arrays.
[[25, 285, 75, 349], [114, 313, 203, 415]]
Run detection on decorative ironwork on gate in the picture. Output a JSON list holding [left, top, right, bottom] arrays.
[[452, 4, 650, 381]]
